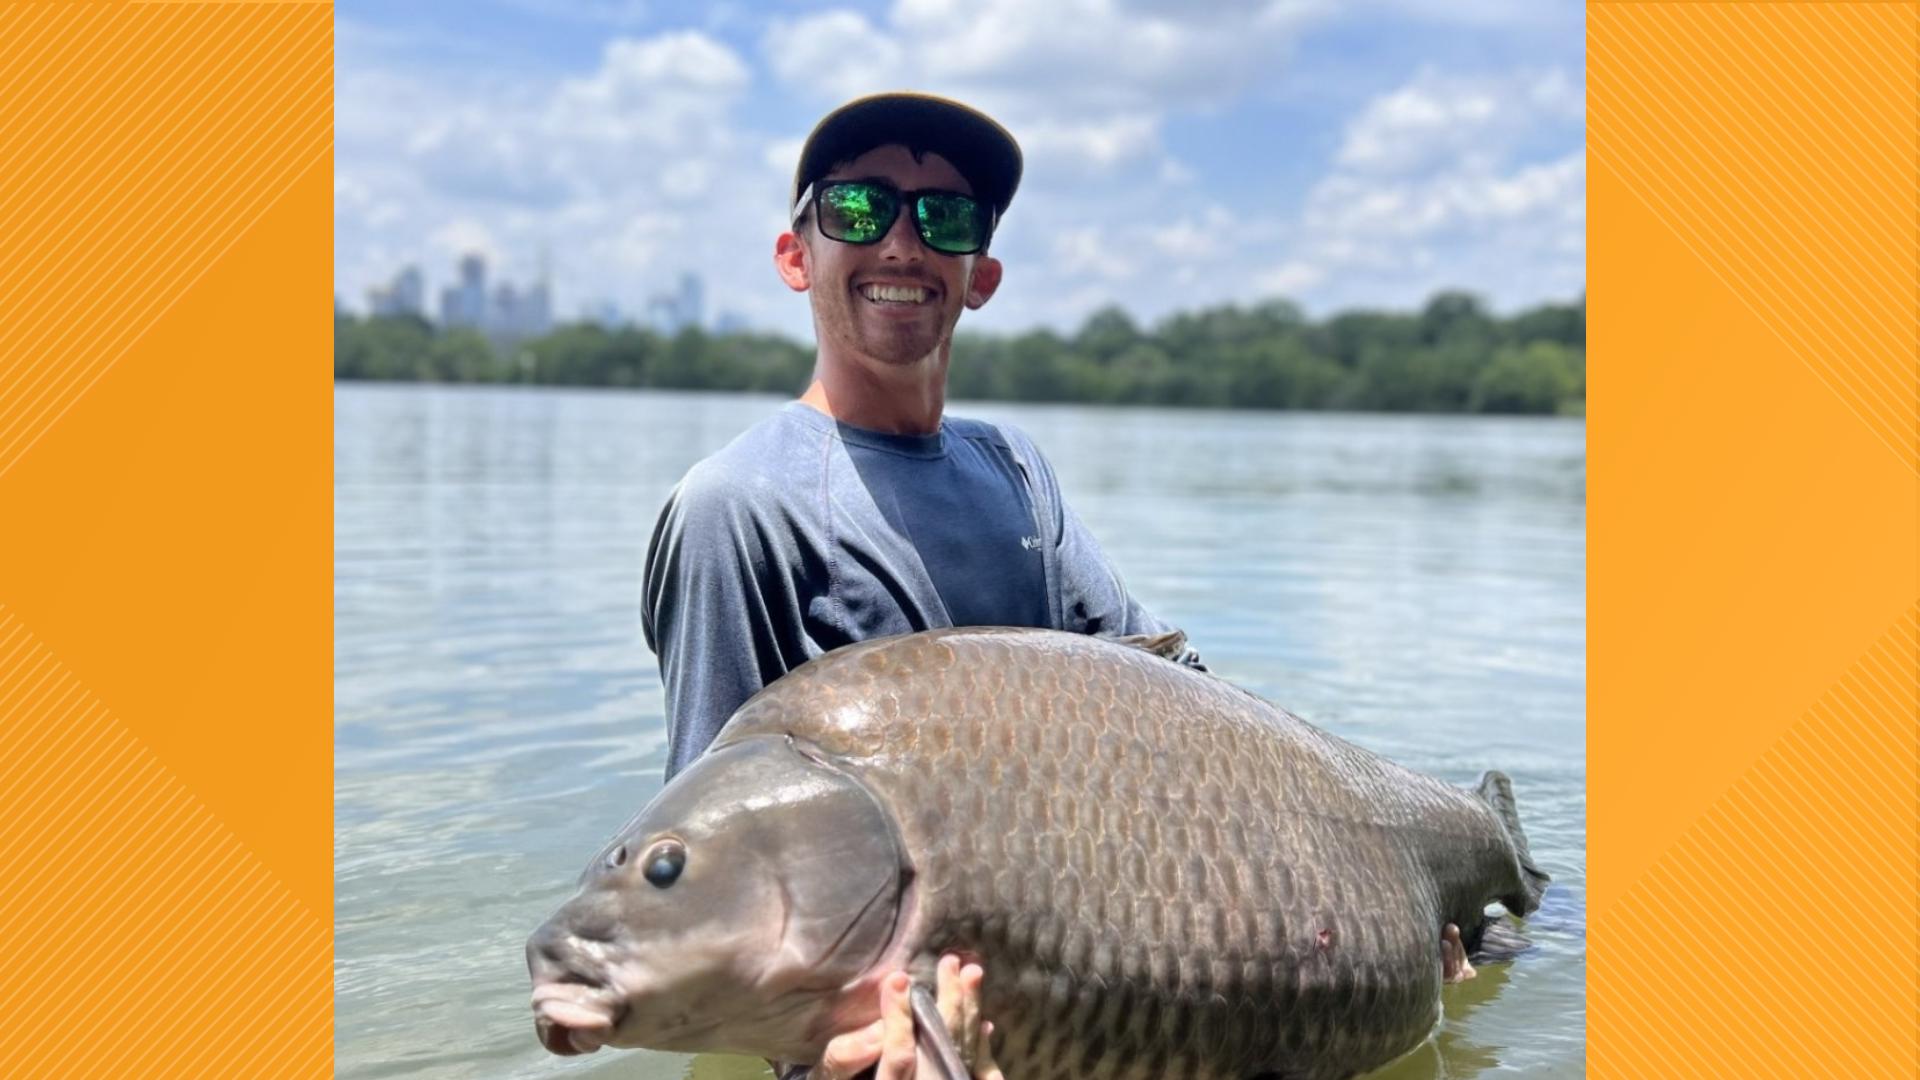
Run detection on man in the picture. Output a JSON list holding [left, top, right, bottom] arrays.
[[641, 93, 1469, 1080], [640, 91, 1195, 1079], [643, 91, 1202, 784]]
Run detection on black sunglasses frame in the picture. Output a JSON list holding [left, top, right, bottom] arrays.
[[792, 178, 995, 256]]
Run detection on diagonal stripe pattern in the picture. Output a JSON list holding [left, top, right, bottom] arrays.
[[1590, 5, 1920, 1074], [0, 605, 332, 1077], [0, 3, 334, 1075], [1589, 2, 1920, 475], [1588, 606, 1920, 1076], [0, 1, 333, 480]]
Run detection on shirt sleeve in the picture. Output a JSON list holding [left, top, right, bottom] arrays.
[[642, 471, 803, 780]]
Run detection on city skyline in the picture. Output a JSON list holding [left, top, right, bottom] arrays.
[[357, 253, 751, 339]]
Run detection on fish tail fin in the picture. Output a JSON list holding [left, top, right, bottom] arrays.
[[1474, 770, 1550, 915]]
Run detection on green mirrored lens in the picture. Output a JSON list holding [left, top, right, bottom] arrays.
[[819, 183, 897, 243], [915, 193, 984, 253]]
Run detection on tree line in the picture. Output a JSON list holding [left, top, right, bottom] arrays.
[[334, 290, 1585, 415]]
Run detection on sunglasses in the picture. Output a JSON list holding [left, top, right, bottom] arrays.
[[792, 179, 993, 256]]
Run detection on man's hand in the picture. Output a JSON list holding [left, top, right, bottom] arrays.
[[810, 955, 1002, 1080], [1442, 922, 1476, 984]]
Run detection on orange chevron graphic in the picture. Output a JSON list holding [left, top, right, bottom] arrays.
[[0, 2, 332, 479], [0, 2, 333, 1076], [1590, 607, 1918, 1077], [1590, 3, 1919, 1077], [0, 606, 333, 1078], [1590, 1, 1918, 475]]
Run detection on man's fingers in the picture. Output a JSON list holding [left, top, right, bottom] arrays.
[[1441, 923, 1477, 984], [975, 1020, 1005, 1080], [936, 953, 964, 1048], [878, 971, 916, 1080], [812, 1019, 885, 1080], [956, 962, 984, 1066]]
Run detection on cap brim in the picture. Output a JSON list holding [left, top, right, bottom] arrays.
[[793, 92, 1022, 220]]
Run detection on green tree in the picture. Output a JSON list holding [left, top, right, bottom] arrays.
[[1002, 329, 1077, 402], [1074, 305, 1141, 366], [1106, 342, 1175, 404], [348, 314, 435, 380], [649, 326, 712, 388], [1505, 298, 1585, 349], [1316, 310, 1418, 368], [426, 329, 499, 382], [1470, 342, 1581, 414], [1418, 290, 1494, 348], [333, 288, 1588, 415]]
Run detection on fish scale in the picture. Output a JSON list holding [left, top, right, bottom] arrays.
[[700, 627, 1547, 1080]]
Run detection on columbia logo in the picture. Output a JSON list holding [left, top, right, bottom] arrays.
[[1020, 535, 1042, 550]]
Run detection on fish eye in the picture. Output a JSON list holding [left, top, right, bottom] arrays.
[[642, 841, 686, 889]]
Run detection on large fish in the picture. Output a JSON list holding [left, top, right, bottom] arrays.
[[527, 628, 1549, 1080]]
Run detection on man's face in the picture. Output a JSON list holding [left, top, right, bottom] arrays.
[[779, 144, 1001, 367]]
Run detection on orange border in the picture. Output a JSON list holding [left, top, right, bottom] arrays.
[[1, 0, 1914, 1075], [0, 2, 333, 1076], [1590, 2, 1917, 1075]]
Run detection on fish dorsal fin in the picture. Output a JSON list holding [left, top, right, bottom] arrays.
[[1110, 629, 1188, 661]]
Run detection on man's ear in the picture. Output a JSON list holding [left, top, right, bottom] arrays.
[[964, 254, 1002, 309], [774, 231, 810, 292]]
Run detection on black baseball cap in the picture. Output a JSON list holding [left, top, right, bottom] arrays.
[[791, 92, 1023, 221]]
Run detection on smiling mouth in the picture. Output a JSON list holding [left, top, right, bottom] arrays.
[[856, 282, 934, 307]]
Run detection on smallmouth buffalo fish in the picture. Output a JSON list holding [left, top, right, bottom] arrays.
[[526, 627, 1550, 1080]]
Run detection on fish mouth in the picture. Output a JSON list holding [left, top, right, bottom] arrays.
[[531, 982, 626, 1056]]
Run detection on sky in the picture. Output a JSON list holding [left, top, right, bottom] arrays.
[[334, 0, 1585, 340]]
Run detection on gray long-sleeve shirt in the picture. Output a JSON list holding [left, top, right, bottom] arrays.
[[642, 401, 1199, 779]]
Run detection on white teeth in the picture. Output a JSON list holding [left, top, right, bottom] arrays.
[[860, 283, 929, 304]]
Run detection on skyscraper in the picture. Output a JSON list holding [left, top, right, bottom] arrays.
[[440, 253, 487, 329], [676, 272, 703, 332], [643, 271, 707, 334], [492, 281, 520, 336], [367, 265, 425, 318]]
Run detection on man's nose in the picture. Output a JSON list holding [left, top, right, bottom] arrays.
[[874, 203, 924, 262]]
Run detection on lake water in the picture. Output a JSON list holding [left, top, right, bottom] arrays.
[[335, 384, 1587, 1079]]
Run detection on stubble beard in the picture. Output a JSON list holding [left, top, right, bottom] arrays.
[[825, 286, 957, 369]]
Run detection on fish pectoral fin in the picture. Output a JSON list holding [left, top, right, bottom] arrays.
[[907, 983, 970, 1080], [1109, 629, 1189, 662]]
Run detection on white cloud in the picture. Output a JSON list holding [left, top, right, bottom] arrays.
[[1017, 114, 1162, 173], [1336, 68, 1582, 176], [1148, 208, 1233, 261], [763, 0, 1331, 185], [763, 136, 805, 177], [428, 219, 502, 263], [1052, 226, 1139, 281], [764, 11, 907, 102], [1259, 260, 1325, 294], [1257, 68, 1585, 311]]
